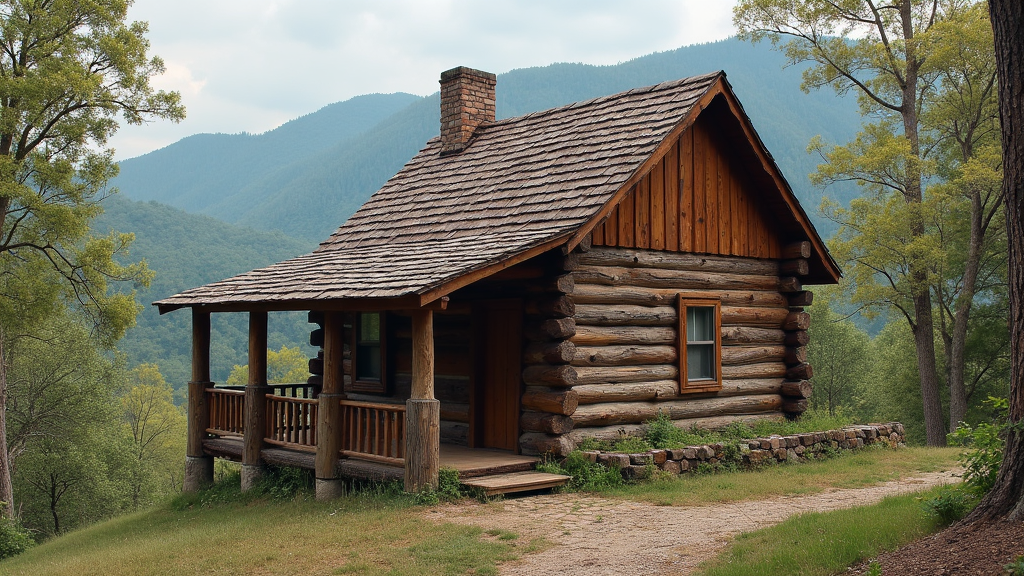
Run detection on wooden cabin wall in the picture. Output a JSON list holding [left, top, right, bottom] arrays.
[[516, 245, 815, 456], [591, 113, 783, 260]]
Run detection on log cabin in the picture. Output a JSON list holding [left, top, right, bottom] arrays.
[[156, 67, 841, 498]]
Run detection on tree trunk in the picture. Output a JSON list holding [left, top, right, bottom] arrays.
[[0, 330, 13, 519], [969, 0, 1024, 521], [947, 189, 985, 430], [913, 297, 947, 446]]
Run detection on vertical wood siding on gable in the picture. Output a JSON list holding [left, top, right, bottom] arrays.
[[592, 115, 782, 259]]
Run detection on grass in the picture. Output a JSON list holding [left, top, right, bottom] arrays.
[[597, 446, 960, 506], [0, 485, 534, 576], [695, 485, 950, 576]]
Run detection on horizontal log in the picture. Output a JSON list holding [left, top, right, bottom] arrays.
[[782, 312, 811, 331], [787, 291, 814, 307], [441, 402, 470, 424], [548, 274, 575, 294], [578, 247, 780, 276], [520, 411, 575, 434], [570, 283, 788, 308], [574, 378, 784, 404], [522, 364, 578, 387], [524, 318, 577, 341], [310, 328, 324, 347], [786, 363, 814, 380], [309, 357, 324, 375], [721, 345, 786, 366], [525, 295, 576, 318], [523, 340, 576, 365], [570, 394, 784, 426], [519, 432, 575, 456], [571, 325, 676, 346], [392, 346, 471, 376], [780, 380, 812, 399], [572, 345, 676, 367], [393, 326, 471, 344], [781, 259, 810, 276], [308, 310, 325, 326], [574, 364, 678, 385], [722, 307, 790, 327], [563, 252, 581, 272], [573, 265, 786, 291], [720, 362, 788, 379], [391, 374, 469, 401], [721, 326, 786, 345], [782, 241, 811, 260], [779, 277, 802, 293], [440, 421, 469, 445], [785, 330, 810, 346], [575, 304, 676, 326], [782, 398, 809, 414], [784, 346, 808, 366], [522, 387, 579, 415], [566, 413, 785, 443]]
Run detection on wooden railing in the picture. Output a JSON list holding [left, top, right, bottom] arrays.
[[340, 400, 406, 465], [216, 383, 319, 398], [264, 395, 318, 452], [207, 388, 245, 436]]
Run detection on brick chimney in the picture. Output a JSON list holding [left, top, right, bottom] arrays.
[[439, 66, 496, 155]]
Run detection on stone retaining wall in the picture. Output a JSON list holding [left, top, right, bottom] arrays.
[[577, 422, 906, 479]]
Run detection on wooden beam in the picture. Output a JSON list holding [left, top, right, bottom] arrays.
[[411, 310, 435, 400], [316, 312, 346, 495], [242, 311, 269, 491], [191, 309, 211, 383], [406, 309, 439, 492], [184, 309, 214, 492]]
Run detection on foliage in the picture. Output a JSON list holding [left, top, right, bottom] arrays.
[[226, 345, 310, 386], [122, 364, 186, 508], [1005, 555, 1024, 576], [921, 484, 979, 525], [948, 396, 1009, 494], [414, 468, 466, 505], [807, 287, 871, 415], [537, 451, 624, 492], [0, 518, 32, 559]]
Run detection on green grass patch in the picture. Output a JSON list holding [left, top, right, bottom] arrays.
[[1, 479, 525, 576], [695, 484, 952, 576], [598, 446, 959, 506]]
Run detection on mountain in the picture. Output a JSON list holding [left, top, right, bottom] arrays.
[[94, 195, 317, 387], [113, 38, 863, 242]]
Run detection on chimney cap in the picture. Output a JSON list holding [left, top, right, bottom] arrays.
[[440, 66, 496, 84]]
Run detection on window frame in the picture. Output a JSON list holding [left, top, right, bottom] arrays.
[[350, 311, 387, 394], [677, 295, 722, 394]]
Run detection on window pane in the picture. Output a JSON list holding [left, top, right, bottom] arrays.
[[687, 306, 715, 342], [357, 345, 382, 381], [360, 313, 380, 343], [687, 343, 714, 380]]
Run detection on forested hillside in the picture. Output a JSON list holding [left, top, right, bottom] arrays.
[[94, 196, 317, 387], [114, 38, 862, 242]]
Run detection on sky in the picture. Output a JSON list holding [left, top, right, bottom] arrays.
[[112, 0, 738, 160]]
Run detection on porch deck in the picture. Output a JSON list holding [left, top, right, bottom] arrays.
[[202, 437, 540, 481]]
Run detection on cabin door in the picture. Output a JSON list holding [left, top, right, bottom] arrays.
[[472, 299, 522, 452]]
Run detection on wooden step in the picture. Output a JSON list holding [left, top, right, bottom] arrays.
[[460, 471, 571, 496]]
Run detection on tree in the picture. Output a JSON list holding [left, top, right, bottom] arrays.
[[122, 364, 185, 509], [966, 0, 1024, 522], [0, 1, 183, 518], [735, 0, 1002, 445], [225, 345, 310, 386], [806, 289, 870, 416]]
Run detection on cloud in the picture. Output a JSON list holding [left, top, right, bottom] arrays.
[[111, 0, 738, 160]]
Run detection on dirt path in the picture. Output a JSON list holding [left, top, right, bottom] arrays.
[[424, 470, 958, 576]]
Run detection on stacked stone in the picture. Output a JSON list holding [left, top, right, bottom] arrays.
[[577, 422, 906, 479]]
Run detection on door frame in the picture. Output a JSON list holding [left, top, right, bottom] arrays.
[[469, 298, 523, 453]]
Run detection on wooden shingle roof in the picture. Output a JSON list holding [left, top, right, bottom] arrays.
[[155, 71, 837, 314]]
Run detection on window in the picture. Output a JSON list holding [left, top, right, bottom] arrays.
[[352, 312, 386, 393], [678, 296, 722, 393]]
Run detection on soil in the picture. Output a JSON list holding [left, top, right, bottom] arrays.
[[424, 470, 959, 576], [849, 520, 1024, 576]]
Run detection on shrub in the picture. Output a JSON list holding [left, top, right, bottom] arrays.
[[949, 396, 1008, 494], [538, 451, 624, 491], [921, 485, 978, 525], [415, 468, 466, 504], [1005, 555, 1024, 576], [0, 519, 33, 559]]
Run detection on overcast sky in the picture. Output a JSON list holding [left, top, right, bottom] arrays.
[[111, 0, 738, 160]]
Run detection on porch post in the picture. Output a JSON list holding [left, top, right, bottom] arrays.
[[241, 310, 270, 491], [405, 309, 439, 492], [184, 308, 214, 491], [315, 311, 346, 500]]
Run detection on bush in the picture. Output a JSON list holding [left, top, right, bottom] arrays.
[[949, 397, 1008, 494], [921, 485, 979, 525], [0, 519, 33, 559], [415, 468, 466, 504], [538, 451, 624, 491]]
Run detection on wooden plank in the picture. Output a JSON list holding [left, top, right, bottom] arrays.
[[651, 160, 666, 250], [460, 471, 570, 496], [704, 123, 719, 254], [620, 188, 635, 247], [734, 168, 748, 256], [592, 217, 605, 245], [665, 140, 679, 251], [605, 207, 618, 245], [693, 124, 706, 253], [720, 147, 732, 255], [680, 130, 694, 252], [636, 176, 650, 249]]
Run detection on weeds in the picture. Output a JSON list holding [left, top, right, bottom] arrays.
[[920, 485, 979, 525], [949, 397, 1008, 495], [537, 451, 623, 491], [1005, 555, 1024, 576]]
